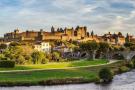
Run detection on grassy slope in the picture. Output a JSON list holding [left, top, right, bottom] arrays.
[[0, 60, 123, 84], [0, 59, 108, 70]]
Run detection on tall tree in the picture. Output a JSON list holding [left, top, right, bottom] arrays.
[[91, 30, 94, 37], [4, 46, 23, 60], [99, 42, 110, 60], [51, 26, 55, 33], [125, 33, 130, 43], [52, 51, 60, 62], [80, 41, 99, 60], [31, 51, 45, 64]]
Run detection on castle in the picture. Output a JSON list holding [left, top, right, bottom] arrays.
[[2, 26, 131, 45], [4, 26, 97, 42]]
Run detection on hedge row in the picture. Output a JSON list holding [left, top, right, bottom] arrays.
[[0, 60, 15, 68]]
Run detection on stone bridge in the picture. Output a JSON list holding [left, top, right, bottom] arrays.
[[63, 51, 135, 60], [62, 51, 89, 59], [110, 51, 135, 60]]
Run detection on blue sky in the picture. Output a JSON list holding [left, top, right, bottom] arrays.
[[0, 0, 135, 36]]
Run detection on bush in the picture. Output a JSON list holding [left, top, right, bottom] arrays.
[[41, 58, 49, 64], [98, 67, 113, 83], [132, 60, 135, 68], [0, 60, 15, 68], [118, 66, 130, 73], [126, 61, 134, 68]]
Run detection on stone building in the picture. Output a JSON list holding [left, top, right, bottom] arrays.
[[34, 42, 51, 53], [4, 26, 90, 42], [101, 32, 125, 45], [3, 26, 131, 46]]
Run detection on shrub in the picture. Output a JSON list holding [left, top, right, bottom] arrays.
[[98, 67, 113, 83], [0, 60, 15, 68], [132, 60, 135, 68], [118, 66, 130, 73], [41, 58, 49, 64], [126, 61, 134, 68]]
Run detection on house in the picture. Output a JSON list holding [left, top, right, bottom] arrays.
[[34, 42, 51, 53]]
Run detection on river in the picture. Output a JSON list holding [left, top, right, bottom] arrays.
[[1, 70, 135, 90]]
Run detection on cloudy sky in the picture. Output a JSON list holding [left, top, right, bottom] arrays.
[[0, 0, 135, 36]]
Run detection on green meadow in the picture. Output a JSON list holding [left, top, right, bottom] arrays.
[[0, 59, 108, 70], [0, 59, 124, 86]]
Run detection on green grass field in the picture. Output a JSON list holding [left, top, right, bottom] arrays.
[[0, 59, 108, 70], [0, 59, 123, 86], [0, 61, 123, 83]]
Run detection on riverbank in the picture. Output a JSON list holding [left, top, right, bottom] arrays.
[[0, 60, 127, 87], [2, 70, 135, 90]]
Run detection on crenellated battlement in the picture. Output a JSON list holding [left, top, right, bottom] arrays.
[[4, 26, 89, 42]]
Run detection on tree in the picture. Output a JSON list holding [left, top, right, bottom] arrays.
[[124, 42, 134, 48], [24, 55, 32, 64], [3, 46, 27, 65], [118, 32, 122, 36], [0, 54, 5, 60], [80, 41, 99, 60], [0, 44, 7, 49], [91, 30, 94, 37], [9, 42, 21, 47], [16, 55, 25, 65], [52, 51, 60, 61], [119, 46, 126, 51], [99, 68, 113, 83], [3, 44, 34, 65], [4, 46, 23, 60], [124, 42, 135, 51], [125, 33, 130, 43], [41, 58, 49, 64], [22, 45, 33, 55], [99, 42, 110, 59], [130, 45, 135, 51], [73, 46, 80, 52], [51, 26, 55, 33], [113, 46, 120, 52], [31, 51, 46, 64]]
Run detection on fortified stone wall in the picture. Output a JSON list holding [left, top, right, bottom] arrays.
[[4, 26, 88, 42], [3, 26, 128, 46]]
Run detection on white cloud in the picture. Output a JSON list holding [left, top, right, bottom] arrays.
[[0, 0, 135, 36]]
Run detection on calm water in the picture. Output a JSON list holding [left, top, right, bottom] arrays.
[[1, 70, 135, 90]]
